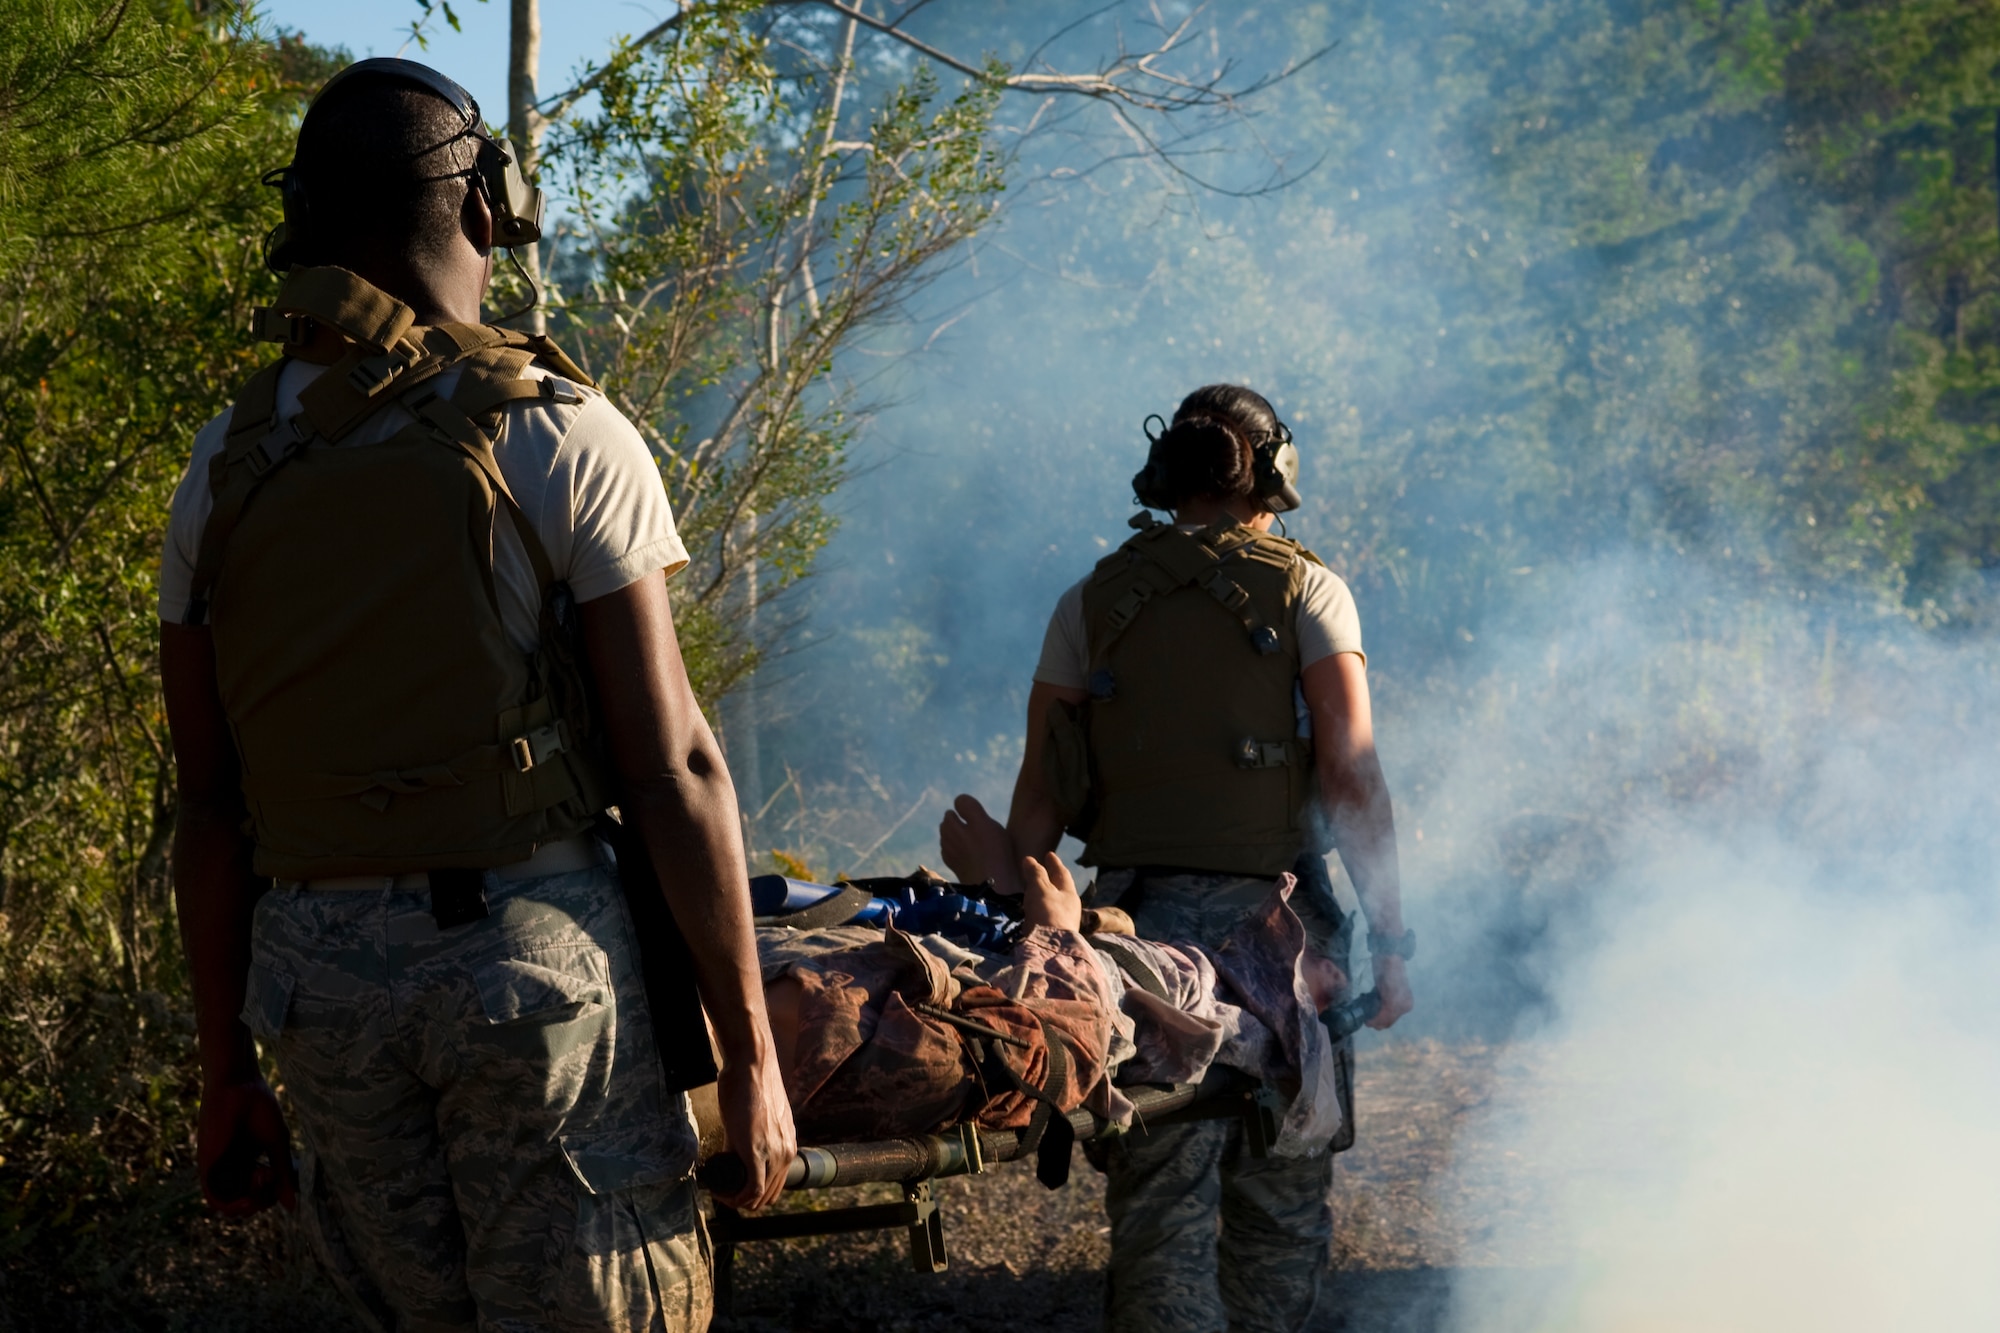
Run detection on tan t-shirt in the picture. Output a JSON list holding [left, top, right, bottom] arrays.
[[1034, 535, 1365, 691], [159, 358, 688, 651]]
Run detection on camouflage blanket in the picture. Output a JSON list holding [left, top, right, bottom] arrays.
[[755, 877, 1337, 1156]]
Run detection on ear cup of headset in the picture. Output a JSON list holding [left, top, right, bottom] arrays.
[[1253, 434, 1303, 513], [477, 139, 544, 247], [261, 167, 309, 274]]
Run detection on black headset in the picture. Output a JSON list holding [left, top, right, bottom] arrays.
[[1133, 412, 1303, 514], [262, 57, 544, 274]]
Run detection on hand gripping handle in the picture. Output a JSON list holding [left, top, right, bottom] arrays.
[[1321, 989, 1383, 1043]]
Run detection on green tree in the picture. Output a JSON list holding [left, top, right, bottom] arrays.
[[0, 0, 327, 1280]]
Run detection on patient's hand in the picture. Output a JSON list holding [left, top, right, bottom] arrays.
[[938, 794, 1025, 896], [1020, 852, 1083, 932]]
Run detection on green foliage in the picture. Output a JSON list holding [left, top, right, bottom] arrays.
[[0, 1, 1007, 1305], [0, 0, 313, 1285], [761, 0, 2000, 829], [545, 1, 1004, 706]]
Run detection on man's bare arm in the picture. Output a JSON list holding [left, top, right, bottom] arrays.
[[1301, 651, 1413, 1029], [161, 622, 297, 1213], [576, 572, 795, 1210]]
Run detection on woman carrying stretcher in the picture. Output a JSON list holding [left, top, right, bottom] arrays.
[[939, 384, 1415, 1333]]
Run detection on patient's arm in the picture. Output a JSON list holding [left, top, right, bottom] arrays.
[[1019, 851, 1083, 931]]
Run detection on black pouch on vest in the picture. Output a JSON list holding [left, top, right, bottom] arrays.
[[429, 867, 490, 929]]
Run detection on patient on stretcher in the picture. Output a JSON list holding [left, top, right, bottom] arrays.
[[752, 838, 1347, 1158]]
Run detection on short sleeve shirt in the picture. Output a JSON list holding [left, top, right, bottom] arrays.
[[1034, 533, 1365, 691], [159, 358, 688, 653]]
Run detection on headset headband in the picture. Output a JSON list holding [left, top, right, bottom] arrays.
[[311, 56, 482, 128], [264, 57, 545, 277]]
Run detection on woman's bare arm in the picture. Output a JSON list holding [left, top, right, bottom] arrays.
[[1301, 651, 1413, 1029], [1008, 679, 1089, 857]]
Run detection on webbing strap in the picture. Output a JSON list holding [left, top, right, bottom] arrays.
[[222, 359, 286, 449], [263, 267, 416, 353], [253, 739, 507, 809], [403, 389, 560, 595], [184, 362, 293, 625], [751, 884, 875, 930], [292, 331, 480, 443], [1088, 936, 1171, 1002], [959, 1014, 1076, 1188], [1095, 530, 1284, 660]]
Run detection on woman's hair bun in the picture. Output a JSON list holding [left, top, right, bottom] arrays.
[[1131, 415, 1254, 510], [1132, 382, 1284, 511]]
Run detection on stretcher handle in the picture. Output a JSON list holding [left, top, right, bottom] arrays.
[[698, 1151, 806, 1198], [1322, 988, 1382, 1043]]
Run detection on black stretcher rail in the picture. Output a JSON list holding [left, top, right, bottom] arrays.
[[697, 1078, 1218, 1197], [699, 1079, 1270, 1312]]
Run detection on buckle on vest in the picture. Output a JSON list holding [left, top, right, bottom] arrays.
[[1199, 569, 1252, 614], [249, 307, 309, 344], [1235, 738, 1290, 769], [348, 348, 415, 397], [1250, 625, 1281, 655], [510, 721, 568, 773], [540, 377, 583, 405], [1106, 585, 1152, 631], [246, 417, 309, 477]]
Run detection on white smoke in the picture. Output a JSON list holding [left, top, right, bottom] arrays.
[[1435, 566, 2000, 1331]]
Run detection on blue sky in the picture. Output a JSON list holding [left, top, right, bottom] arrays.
[[256, 0, 672, 125]]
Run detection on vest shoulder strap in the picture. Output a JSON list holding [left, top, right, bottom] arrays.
[[199, 266, 598, 624], [1089, 522, 1296, 661], [183, 359, 289, 625], [254, 266, 416, 353]]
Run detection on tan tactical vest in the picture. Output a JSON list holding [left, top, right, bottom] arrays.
[[1048, 518, 1323, 877], [188, 266, 611, 878]]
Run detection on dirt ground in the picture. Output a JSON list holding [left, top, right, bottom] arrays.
[[2, 1040, 1551, 1332], [715, 1039, 1554, 1333]]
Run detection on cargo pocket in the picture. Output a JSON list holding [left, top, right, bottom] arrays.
[[472, 944, 612, 1024], [470, 944, 617, 1111], [548, 1134, 709, 1332], [239, 962, 295, 1040]]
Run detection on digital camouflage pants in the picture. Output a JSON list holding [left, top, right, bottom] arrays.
[[243, 860, 708, 1333], [1094, 869, 1342, 1333]]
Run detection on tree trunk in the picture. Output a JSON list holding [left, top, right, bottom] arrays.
[[508, 0, 548, 335], [722, 503, 764, 827]]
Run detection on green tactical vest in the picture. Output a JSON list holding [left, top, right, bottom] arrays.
[[1047, 517, 1324, 877], [187, 266, 611, 879]]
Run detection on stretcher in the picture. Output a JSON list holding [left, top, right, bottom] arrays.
[[694, 989, 1380, 1313]]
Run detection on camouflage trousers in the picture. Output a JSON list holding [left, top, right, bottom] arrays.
[[243, 857, 709, 1333], [1093, 868, 1342, 1333]]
